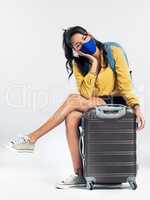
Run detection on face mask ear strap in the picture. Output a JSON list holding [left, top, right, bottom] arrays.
[[72, 49, 79, 57]]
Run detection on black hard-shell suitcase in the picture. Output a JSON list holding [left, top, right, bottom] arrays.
[[78, 104, 138, 190]]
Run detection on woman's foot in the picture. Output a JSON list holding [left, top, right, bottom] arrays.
[[6, 135, 35, 153], [55, 174, 86, 189]]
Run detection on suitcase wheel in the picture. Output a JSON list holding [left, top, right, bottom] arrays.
[[129, 181, 137, 190], [86, 181, 95, 190]]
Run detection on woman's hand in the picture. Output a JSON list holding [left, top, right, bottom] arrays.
[[133, 105, 145, 131], [76, 50, 97, 64], [76, 50, 99, 75]]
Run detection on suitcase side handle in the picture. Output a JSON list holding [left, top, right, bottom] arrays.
[[79, 134, 85, 160], [95, 104, 127, 119]]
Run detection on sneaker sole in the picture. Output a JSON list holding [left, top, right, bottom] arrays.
[[55, 183, 86, 189], [4, 143, 34, 153]]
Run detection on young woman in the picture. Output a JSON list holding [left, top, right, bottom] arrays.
[[7, 26, 145, 189]]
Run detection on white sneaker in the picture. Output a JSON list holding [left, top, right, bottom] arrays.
[[55, 174, 86, 189], [5, 135, 35, 153]]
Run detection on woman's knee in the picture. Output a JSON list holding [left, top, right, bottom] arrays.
[[67, 93, 80, 99], [65, 93, 106, 112], [65, 93, 86, 109], [88, 96, 107, 108]]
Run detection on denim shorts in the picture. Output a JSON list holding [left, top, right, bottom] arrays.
[[78, 95, 127, 127]]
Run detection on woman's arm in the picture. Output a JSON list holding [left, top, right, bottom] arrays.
[[72, 53, 98, 99], [112, 46, 140, 108], [112, 46, 145, 130]]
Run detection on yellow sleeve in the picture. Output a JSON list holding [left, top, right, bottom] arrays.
[[72, 60, 97, 99], [112, 47, 140, 108]]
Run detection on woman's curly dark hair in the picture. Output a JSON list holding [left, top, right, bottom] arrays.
[[62, 25, 109, 79]]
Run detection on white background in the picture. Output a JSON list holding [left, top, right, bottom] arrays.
[[0, 0, 149, 199]]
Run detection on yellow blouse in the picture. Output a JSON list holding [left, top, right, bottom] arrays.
[[72, 46, 140, 108]]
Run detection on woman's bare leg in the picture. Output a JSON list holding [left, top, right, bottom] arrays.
[[27, 94, 106, 143], [65, 110, 83, 175]]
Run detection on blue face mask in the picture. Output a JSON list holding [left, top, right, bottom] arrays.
[[80, 38, 96, 54]]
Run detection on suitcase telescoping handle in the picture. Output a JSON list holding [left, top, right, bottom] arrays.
[[95, 104, 127, 119]]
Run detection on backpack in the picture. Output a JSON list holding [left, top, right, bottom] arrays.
[[103, 42, 132, 79]]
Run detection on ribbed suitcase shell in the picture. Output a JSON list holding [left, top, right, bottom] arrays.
[[79, 104, 137, 189]]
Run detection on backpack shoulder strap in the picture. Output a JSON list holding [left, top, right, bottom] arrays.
[[103, 42, 129, 73]]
